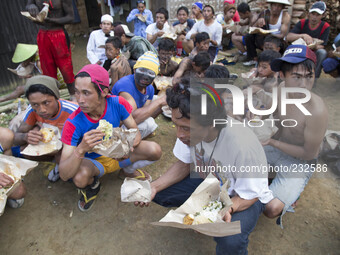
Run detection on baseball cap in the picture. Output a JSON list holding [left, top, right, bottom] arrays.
[[322, 58, 339, 73], [271, 45, 317, 72], [192, 2, 203, 11], [101, 14, 113, 24], [25, 75, 61, 99], [134, 51, 160, 75], [309, 1, 326, 14], [224, 0, 235, 4], [77, 64, 110, 90], [113, 24, 135, 37]]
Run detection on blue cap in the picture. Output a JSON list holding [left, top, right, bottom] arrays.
[[192, 2, 203, 11], [322, 58, 339, 73], [271, 45, 317, 72]]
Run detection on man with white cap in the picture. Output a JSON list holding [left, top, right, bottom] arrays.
[[60, 64, 162, 211], [87, 14, 114, 67], [112, 51, 167, 139], [287, 1, 330, 78], [243, 0, 291, 66]]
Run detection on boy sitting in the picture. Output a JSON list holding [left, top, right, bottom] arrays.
[[105, 36, 131, 89]]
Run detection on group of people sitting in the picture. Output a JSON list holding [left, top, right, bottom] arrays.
[[0, 0, 337, 254]]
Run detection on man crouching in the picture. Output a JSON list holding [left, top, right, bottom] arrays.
[[59, 64, 161, 212]]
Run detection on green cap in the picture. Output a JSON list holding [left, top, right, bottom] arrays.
[[12, 43, 38, 63], [25, 75, 61, 99]]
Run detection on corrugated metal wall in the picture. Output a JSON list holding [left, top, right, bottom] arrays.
[[0, 0, 40, 95]]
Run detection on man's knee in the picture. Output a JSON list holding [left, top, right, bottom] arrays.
[[264, 199, 284, 218], [145, 141, 162, 161], [214, 233, 248, 255], [73, 167, 93, 188], [9, 182, 26, 200]]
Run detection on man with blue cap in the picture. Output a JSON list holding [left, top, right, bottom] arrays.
[[262, 45, 328, 227]]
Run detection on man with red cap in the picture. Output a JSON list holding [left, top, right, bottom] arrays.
[[59, 64, 162, 212], [262, 45, 328, 227]]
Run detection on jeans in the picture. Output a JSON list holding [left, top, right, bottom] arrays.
[[315, 49, 327, 78], [153, 175, 265, 255]]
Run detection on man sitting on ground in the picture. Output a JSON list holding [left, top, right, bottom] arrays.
[[60, 64, 162, 212], [158, 39, 179, 77], [263, 45, 328, 227], [146, 7, 172, 49], [113, 24, 157, 70], [87, 14, 114, 69], [105, 36, 131, 89], [184, 5, 222, 55], [287, 1, 330, 78], [243, 0, 291, 66], [112, 52, 167, 138], [13, 75, 78, 182], [136, 81, 273, 255]]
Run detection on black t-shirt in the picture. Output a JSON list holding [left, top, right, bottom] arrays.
[[291, 19, 330, 45]]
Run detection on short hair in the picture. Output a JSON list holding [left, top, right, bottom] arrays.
[[205, 65, 230, 79], [194, 32, 210, 45], [106, 36, 123, 49], [281, 59, 316, 75], [177, 6, 189, 15], [193, 51, 211, 70], [166, 83, 226, 130], [158, 38, 175, 52], [258, 50, 282, 64], [264, 35, 285, 52], [237, 2, 250, 14], [156, 7, 169, 20], [113, 21, 123, 27], [74, 72, 108, 97], [25, 84, 57, 99], [203, 5, 215, 15]]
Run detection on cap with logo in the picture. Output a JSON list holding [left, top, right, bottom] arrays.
[[271, 45, 317, 72], [309, 1, 326, 15], [101, 14, 113, 24], [25, 75, 61, 99], [133, 51, 160, 75], [192, 2, 203, 11], [77, 64, 110, 91], [113, 24, 135, 37]]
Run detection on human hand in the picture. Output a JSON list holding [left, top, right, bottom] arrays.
[[27, 4, 39, 17], [157, 31, 165, 37], [303, 34, 313, 45], [134, 185, 157, 207], [0, 172, 14, 188], [26, 130, 43, 145], [78, 129, 104, 153]]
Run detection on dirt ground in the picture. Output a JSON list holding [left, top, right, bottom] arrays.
[[0, 36, 339, 255]]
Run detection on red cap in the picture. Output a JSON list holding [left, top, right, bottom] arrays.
[[77, 64, 109, 89]]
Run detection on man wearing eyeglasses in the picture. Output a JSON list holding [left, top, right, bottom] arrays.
[[112, 52, 167, 138]]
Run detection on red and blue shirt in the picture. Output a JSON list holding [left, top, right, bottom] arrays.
[[61, 96, 133, 159]]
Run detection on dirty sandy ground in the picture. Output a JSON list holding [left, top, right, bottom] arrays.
[[0, 36, 339, 255]]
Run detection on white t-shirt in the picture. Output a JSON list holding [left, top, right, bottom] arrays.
[[186, 20, 223, 47], [145, 22, 171, 49], [87, 29, 114, 65], [173, 126, 273, 204]]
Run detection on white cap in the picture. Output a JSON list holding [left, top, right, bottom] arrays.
[[101, 14, 113, 24]]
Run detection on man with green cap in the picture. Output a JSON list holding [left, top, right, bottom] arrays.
[[112, 51, 167, 138], [13, 75, 78, 182]]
